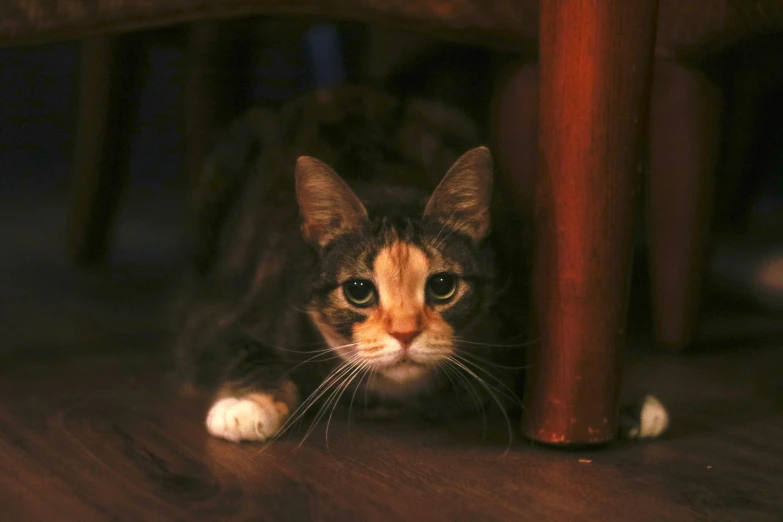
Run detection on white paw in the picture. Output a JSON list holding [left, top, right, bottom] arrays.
[[206, 395, 288, 442], [633, 394, 669, 439]]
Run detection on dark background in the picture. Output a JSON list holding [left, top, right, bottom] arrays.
[[1, 20, 782, 522], [1, 23, 782, 359]]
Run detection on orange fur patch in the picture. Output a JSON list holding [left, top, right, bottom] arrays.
[[352, 242, 455, 374], [374, 241, 429, 334], [307, 241, 457, 390]]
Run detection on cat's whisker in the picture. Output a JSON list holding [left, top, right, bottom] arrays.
[[442, 360, 487, 440], [432, 223, 462, 251], [446, 355, 515, 457], [290, 342, 360, 355], [187, 146, 532, 455], [433, 204, 493, 251], [436, 365, 462, 409], [297, 360, 365, 453], [347, 364, 372, 438], [270, 356, 362, 446], [354, 354, 393, 364], [454, 336, 540, 348], [278, 350, 347, 381], [327, 342, 362, 350], [324, 361, 369, 455], [444, 361, 493, 448], [364, 368, 376, 411], [455, 351, 532, 371], [297, 356, 359, 406], [451, 353, 524, 408], [251, 359, 361, 457], [241, 331, 356, 355], [289, 356, 366, 448], [286, 339, 354, 348], [427, 209, 459, 250], [286, 301, 311, 315], [253, 344, 359, 389], [434, 211, 482, 250]]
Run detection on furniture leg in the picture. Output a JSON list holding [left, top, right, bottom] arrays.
[[68, 36, 140, 266], [492, 63, 539, 224], [647, 60, 722, 350], [184, 21, 223, 190], [524, 0, 659, 445]]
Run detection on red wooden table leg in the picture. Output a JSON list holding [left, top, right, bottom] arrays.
[[523, 0, 659, 445], [647, 60, 722, 351]]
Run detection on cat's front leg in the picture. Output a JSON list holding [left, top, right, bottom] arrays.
[[206, 380, 299, 442]]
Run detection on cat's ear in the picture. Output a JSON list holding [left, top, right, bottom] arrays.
[[295, 156, 368, 247], [424, 146, 493, 242]]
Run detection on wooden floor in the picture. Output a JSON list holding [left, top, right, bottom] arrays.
[[2, 191, 782, 521]]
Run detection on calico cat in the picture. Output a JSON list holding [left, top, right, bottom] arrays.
[[173, 90, 667, 444], [176, 145, 519, 441]]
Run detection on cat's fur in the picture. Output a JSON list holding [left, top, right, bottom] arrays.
[[173, 89, 667, 443], [177, 146, 522, 441]]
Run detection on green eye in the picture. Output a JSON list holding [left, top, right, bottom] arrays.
[[427, 273, 457, 302], [343, 279, 376, 307]]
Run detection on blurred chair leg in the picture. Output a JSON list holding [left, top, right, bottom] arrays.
[[490, 62, 539, 360], [714, 68, 763, 227], [492, 63, 539, 225], [184, 21, 223, 191], [184, 20, 257, 201], [523, 0, 658, 445], [68, 36, 141, 266], [647, 60, 722, 351], [491, 61, 539, 292]]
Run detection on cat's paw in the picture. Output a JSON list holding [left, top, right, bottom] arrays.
[[620, 394, 670, 439], [206, 394, 289, 442]]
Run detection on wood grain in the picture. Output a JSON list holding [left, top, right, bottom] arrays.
[[525, 0, 659, 445], [1, 345, 782, 521]]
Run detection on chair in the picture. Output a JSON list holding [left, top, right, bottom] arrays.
[[3, 0, 783, 445]]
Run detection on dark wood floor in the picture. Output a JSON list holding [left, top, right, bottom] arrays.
[[2, 191, 782, 521]]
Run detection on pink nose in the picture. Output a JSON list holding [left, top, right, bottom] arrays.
[[390, 330, 420, 348]]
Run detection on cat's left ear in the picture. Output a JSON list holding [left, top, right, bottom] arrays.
[[424, 146, 493, 242], [295, 156, 369, 248]]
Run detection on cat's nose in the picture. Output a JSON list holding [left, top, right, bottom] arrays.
[[390, 329, 421, 348]]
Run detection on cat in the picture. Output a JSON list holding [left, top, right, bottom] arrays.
[[175, 144, 521, 440], [172, 89, 667, 444]]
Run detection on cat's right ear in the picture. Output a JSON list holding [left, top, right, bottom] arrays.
[[424, 146, 493, 242], [295, 156, 368, 248]]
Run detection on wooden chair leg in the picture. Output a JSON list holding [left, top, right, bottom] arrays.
[[490, 62, 539, 296], [68, 36, 140, 266], [647, 60, 722, 351], [715, 70, 763, 227], [184, 21, 222, 191], [184, 20, 255, 196], [492, 63, 539, 224], [523, 0, 659, 445]]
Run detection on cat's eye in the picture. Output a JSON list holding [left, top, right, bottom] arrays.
[[427, 273, 457, 302], [343, 279, 376, 307]]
